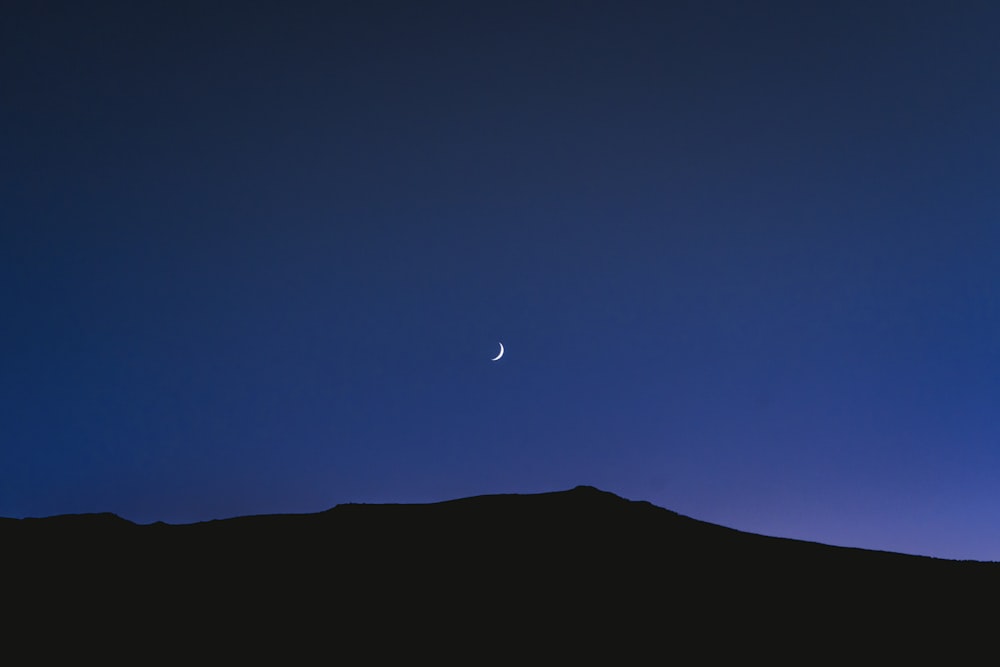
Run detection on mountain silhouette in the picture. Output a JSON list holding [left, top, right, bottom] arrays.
[[5, 486, 994, 660]]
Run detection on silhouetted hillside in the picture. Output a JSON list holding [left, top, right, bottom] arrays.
[[4, 486, 995, 661]]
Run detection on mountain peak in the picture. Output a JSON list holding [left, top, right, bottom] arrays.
[[569, 484, 607, 493]]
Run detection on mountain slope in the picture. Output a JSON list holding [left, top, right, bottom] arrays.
[[4, 486, 995, 660]]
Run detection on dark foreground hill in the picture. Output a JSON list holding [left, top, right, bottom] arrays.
[[4, 486, 996, 660]]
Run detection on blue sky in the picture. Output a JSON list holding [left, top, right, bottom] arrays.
[[4, 1, 1000, 560]]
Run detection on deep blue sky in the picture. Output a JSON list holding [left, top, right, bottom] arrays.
[[4, 1, 1000, 559]]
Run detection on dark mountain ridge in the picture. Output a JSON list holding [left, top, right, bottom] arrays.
[[3, 485, 990, 564], [5, 486, 995, 660]]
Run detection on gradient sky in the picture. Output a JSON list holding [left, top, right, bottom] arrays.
[[4, 1, 1000, 560]]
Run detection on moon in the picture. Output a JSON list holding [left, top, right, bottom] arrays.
[[491, 342, 504, 361]]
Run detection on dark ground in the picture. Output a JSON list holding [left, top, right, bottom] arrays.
[[4, 486, 995, 661]]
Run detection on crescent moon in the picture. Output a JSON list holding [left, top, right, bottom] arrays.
[[491, 342, 504, 361]]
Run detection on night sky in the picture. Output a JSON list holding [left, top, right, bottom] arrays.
[[4, 1, 1000, 560]]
